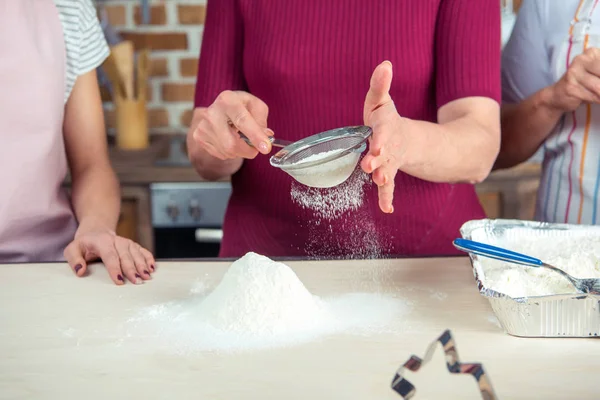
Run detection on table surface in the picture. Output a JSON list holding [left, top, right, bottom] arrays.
[[1, 257, 598, 400]]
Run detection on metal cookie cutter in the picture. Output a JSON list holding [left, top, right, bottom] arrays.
[[391, 330, 497, 400]]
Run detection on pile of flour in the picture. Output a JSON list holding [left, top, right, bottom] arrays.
[[128, 252, 409, 352], [479, 234, 600, 298]]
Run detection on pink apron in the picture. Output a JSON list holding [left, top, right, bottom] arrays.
[[0, 1, 78, 262]]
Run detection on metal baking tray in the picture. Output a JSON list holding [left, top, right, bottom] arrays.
[[460, 219, 600, 338]]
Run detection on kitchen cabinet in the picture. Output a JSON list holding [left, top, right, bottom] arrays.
[[116, 186, 153, 253], [476, 163, 540, 220]]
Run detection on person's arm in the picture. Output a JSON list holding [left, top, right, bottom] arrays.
[[61, 1, 155, 285], [361, 0, 502, 213], [64, 70, 120, 233], [494, 0, 557, 169], [389, 96, 501, 184], [430, 0, 502, 182], [187, 0, 247, 180], [362, 65, 500, 187], [496, 88, 563, 169]]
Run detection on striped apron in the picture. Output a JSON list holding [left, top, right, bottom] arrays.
[[536, 0, 600, 224]]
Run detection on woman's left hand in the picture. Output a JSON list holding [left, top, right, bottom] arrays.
[[63, 219, 155, 285], [360, 61, 405, 214]]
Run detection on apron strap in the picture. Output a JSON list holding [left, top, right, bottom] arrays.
[[570, 0, 599, 40]]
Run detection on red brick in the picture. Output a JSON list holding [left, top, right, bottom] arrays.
[[180, 109, 194, 127], [104, 5, 126, 26], [150, 57, 169, 77], [119, 32, 188, 51], [178, 5, 206, 24], [134, 5, 166, 25], [162, 83, 196, 102], [179, 58, 198, 77]]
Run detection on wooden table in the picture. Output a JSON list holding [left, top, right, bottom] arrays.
[[1, 257, 598, 399]]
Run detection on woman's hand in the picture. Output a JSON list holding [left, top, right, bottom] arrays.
[[192, 90, 273, 160], [63, 218, 155, 285], [360, 61, 405, 214], [549, 47, 600, 112]]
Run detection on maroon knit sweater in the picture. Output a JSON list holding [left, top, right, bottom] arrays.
[[194, 0, 501, 259]]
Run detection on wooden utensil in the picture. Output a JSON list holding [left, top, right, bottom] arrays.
[[136, 49, 150, 100], [110, 41, 135, 99], [102, 52, 126, 99]]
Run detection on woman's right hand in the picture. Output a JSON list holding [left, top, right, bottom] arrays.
[[549, 47, 600, 112], [192, 90, 273, 160]]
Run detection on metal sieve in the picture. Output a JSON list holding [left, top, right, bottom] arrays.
[[269, 126, 372, 188]]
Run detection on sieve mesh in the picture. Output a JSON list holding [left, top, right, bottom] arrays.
[[282, 135, 367, 166]]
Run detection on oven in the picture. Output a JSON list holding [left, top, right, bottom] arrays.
[[150, 182, 232, 259]]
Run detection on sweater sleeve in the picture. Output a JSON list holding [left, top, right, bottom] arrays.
[[194, 0, 247, 108], [434, 0, 501, 109]]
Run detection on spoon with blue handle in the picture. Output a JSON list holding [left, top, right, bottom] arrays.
[[453, 238, 600, 295]]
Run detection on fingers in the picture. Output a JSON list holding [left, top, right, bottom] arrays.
[[94, 238, 125, 285], [244, 93, 270, 130], [579, 47, 600, 77], [63, 241, 87, 277], [375, 168, 395, 213], [215, 91, 272, 154], [364, 61, 394, 124], [360, 153, 386, 174], [140, 247, 156, 272], [113, 238, 143, 285], [129, 242, 152, 280], [563, 48, 600, 104], [575, 73, 600, 102]]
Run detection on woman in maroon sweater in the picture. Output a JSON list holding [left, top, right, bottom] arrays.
[[187, 0, 501, 259]]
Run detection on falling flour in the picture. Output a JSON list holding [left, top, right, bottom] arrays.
[[291, 166, 371, 220], [128, 252, 410, 353], [479, 234, 600, 298]]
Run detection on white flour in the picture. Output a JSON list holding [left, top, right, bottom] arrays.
[[290, 150, 359, 188], [190, 253, 322, 335], [291, 167, 371, 220], [128, 252, 410, 353], [479, 235, 600, 298]]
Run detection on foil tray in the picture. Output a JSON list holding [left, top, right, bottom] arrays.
[[460, 219, 600, 338]]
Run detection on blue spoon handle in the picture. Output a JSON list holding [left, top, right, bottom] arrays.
[[453, 238, 543, 267]]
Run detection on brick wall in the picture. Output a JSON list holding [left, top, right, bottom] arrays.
[[100, 0, 206, 135]]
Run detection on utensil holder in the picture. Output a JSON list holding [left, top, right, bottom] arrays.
[[115, 96, 148, 150]]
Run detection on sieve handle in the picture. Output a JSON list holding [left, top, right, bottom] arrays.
[[239, 133, 292, 148]]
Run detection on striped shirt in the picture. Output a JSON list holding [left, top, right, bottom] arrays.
[[54, 0, 110, 103]]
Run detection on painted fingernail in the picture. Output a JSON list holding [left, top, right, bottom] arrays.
[[135, 274, 143, 284], [117, 274, 124, 282], [144, 270, 151, 275], [150, 264, 155, 271], [74, 264, 82, 274], [258, 141, 269, 153]]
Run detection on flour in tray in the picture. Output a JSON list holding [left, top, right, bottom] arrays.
[[479, 235, 600, 298], [127, 252, 410, 353]]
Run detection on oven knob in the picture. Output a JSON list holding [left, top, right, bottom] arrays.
[[189, 199, 202, 220], [166, 201, 179, 220]]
